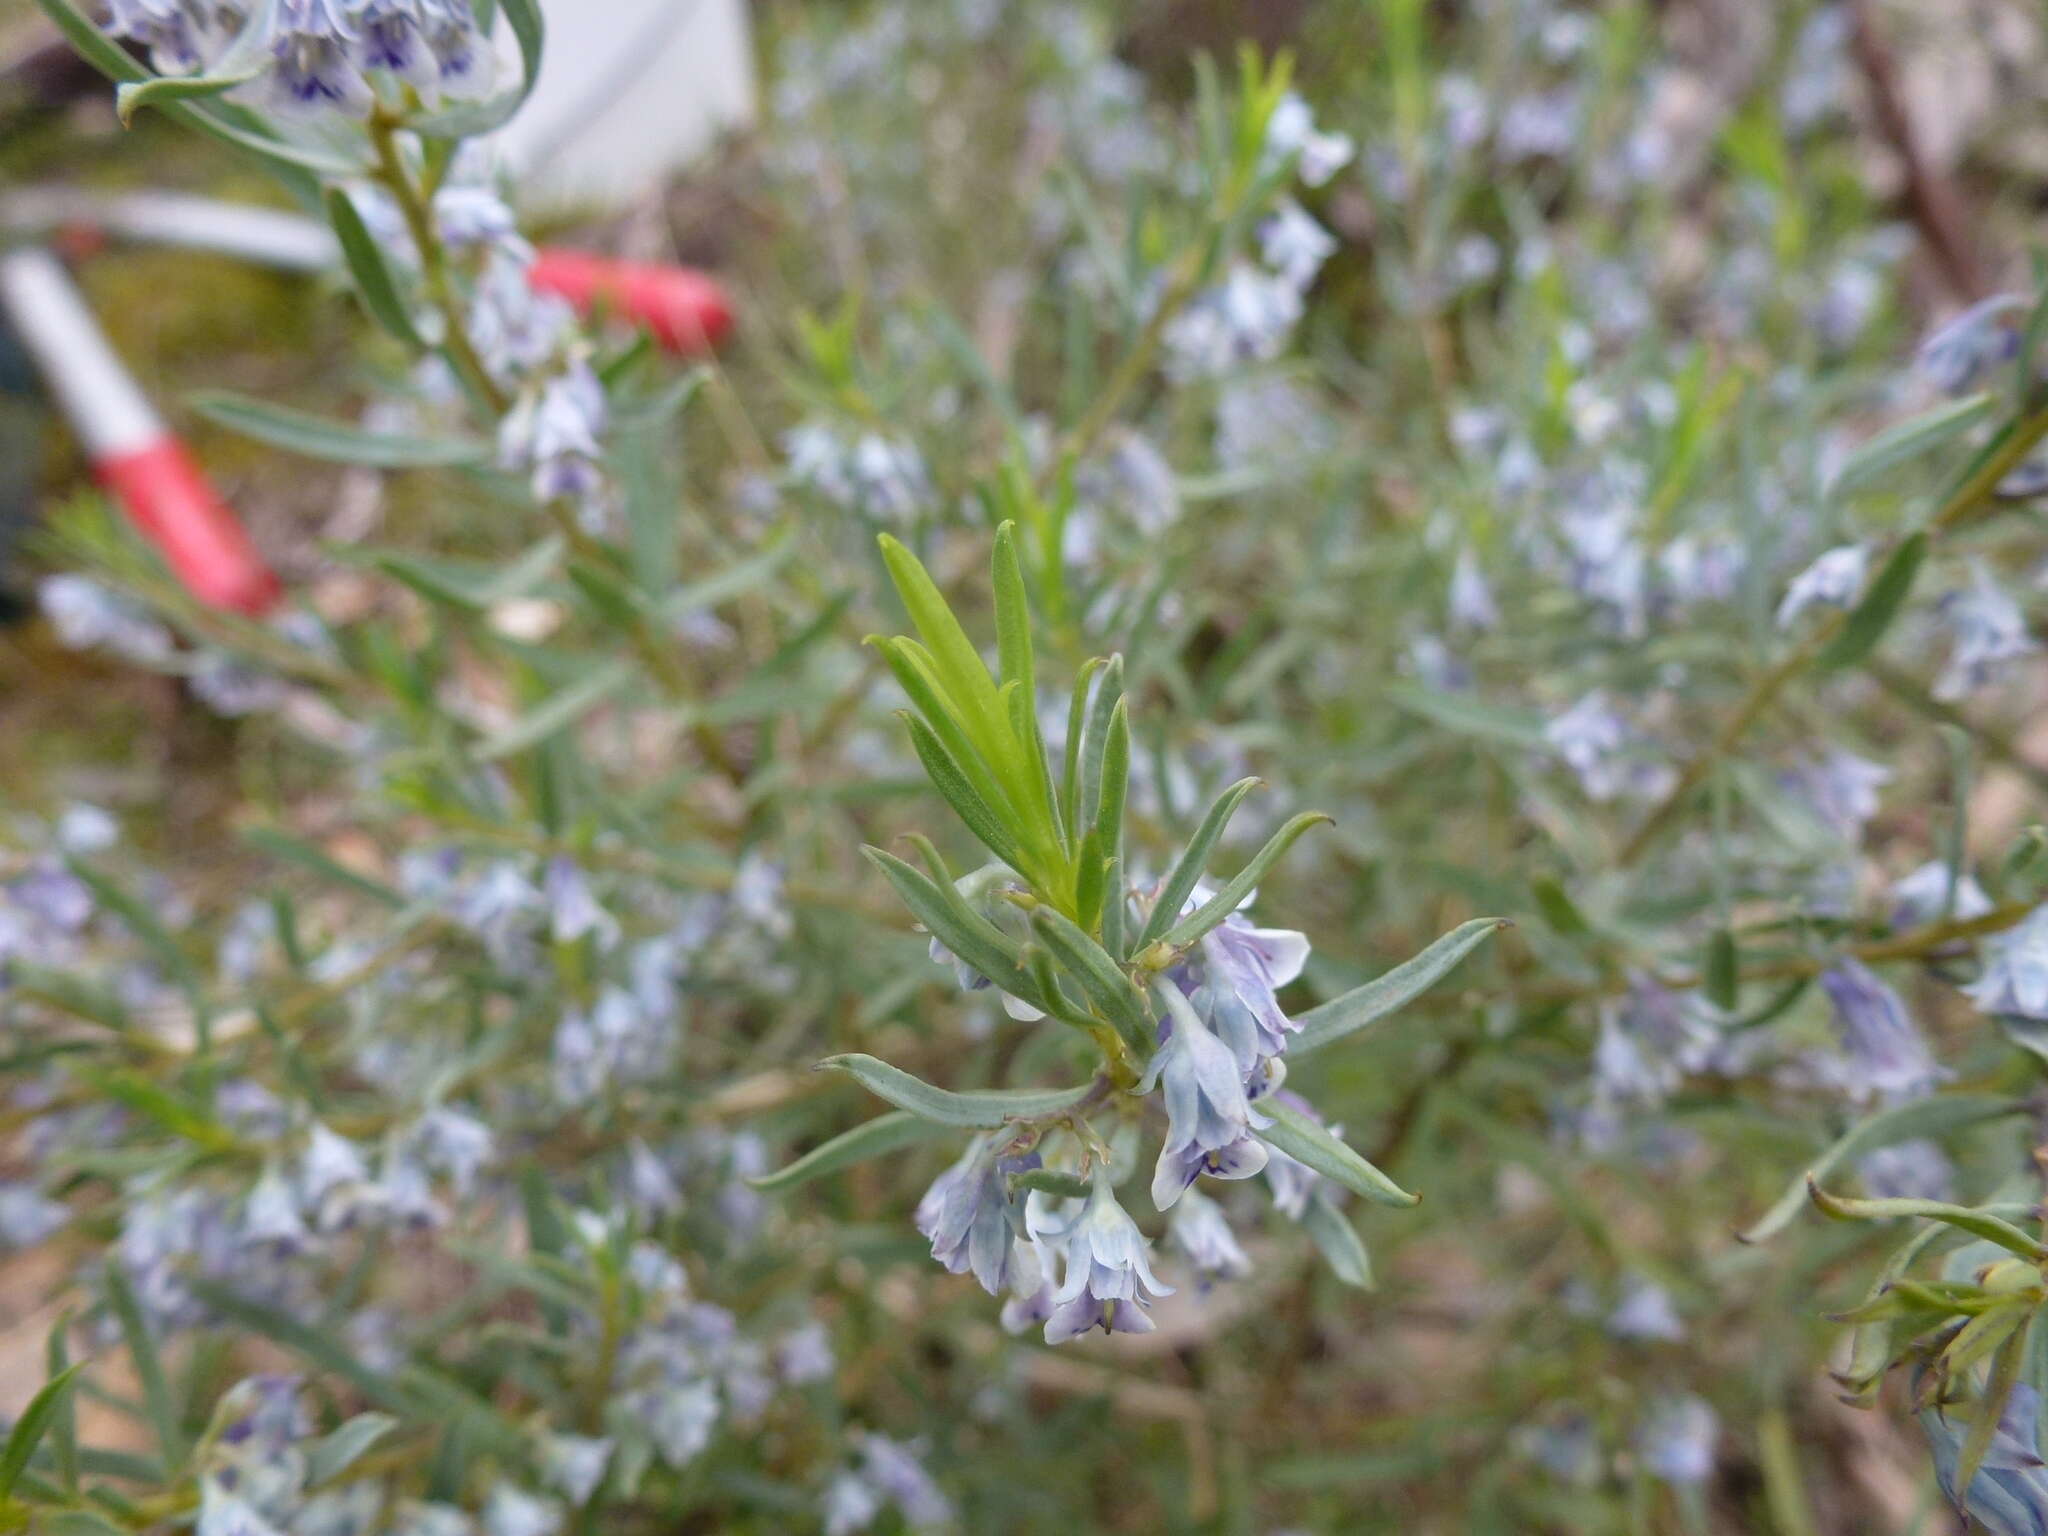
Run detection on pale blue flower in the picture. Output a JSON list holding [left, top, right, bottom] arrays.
[[1449, 549, 1499, 633], [1263, 92, 1353, 187], [1168, 1188, 1250, 1283], [1917, 294, 2025, 397], [914, 1139, 1014, 1294], [1259, 200, 1337, 290], [539, 1434, 612, 1506], [1043, 1171, 1172, 1343], [1638, 1394, 1717, 1484], [1859, 1139, 1954, 1201], [1784, 749, 1890, 840], [1144, 984, 1270, 1209], [1921, 1382, 2048, 1536], [1892, 860, 1993, 928], [1776, 544, 1867, 629], [1937, 564, 2036, 700], [1817, 959, 1944, 1103], [1967, 907, 2048, 1020], [481, 1487, 561, 1536], [1606, 1276, 1683, 1342]]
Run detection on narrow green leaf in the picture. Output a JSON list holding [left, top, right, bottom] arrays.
[[1704, 928, 1739, 1012], [188, 1282, 399, 1407], [1300, 1194, 1373, 1289], [476, 661, 635, 762], [1092, 698, 1129, 853], [1074, 654, 1125, 833], [1805, 1177, 2048, 1260], [325, 186, 424, 347], [1029, 907, 1151, 1042], [1956, 1321, 2031, 1520], [1531, 877, 1589, 935], [192, 392, 488, 468], [1158, 812, 1334, 953], [750, 1112, 950, 1193], [1816, 533, 1927, 672], [1259, 1102, 1418, 1208], [875, 639, 1021, 839], [1060, 656, 1109, 831], [1074, 829, 1106, 936], [67, 862, 206, 1020], [103, 1266, 182, 1465], [902, 715, 1034, 876], [1828, 394, 1997, 504], [817, 1053, 1095, 1128], [117, 65, 258, 125], [991, 521, 1034, 699], [37, 1513, 128, 1536], [861, 848, 1046, 1014], [1132, 777, 1263, 952], [243, 827, 405, 908], [1737, 1096, 2025, 1243], [1293, 918, 1512, 1058], [1384, 682, 1547, 748], [0, 1363, 84, 1501], [876, 534, 1007, 754], [304, 1413, 399, 1487], [45, 1323, 76, 1494]]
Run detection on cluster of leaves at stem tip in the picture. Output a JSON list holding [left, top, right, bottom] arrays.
[[861, 523, 1333, 1089]]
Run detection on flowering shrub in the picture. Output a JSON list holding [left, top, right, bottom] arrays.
[[14, 0, 2048, 1531]]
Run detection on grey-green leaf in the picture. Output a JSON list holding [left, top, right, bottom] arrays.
[[1816, 532, 1927, 673], [192, 392, 489, 468], [1828, 393, 1997, 504], [1259, 1102, 1418, 1208], [0, 1363, 84, 1501], [1133, 776, 1262, 953], [1738, 1095, 2027, 1244], [305, 1413, 399, 1487], [1292, 918, 1510, 1058], [817, 1053, 1095, 1128], [326, 186, 424, 347], [1300, 1195, 1373, 1289], [750, 1112, 949, 1193], [1158, 812, 1333, 953]]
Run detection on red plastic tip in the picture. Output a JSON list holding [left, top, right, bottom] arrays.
[[96, 439, 281, 616], [529, 248, 734, 356]]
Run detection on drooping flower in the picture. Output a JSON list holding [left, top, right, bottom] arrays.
[[1775, 543, 1866, 629], [1545, 692, 1674, 804], [1783, 749, 1891, 841], [1042, 1171, 1173, 1343], [1966, 907, 2048, 1021], [1143, 985, 1271, 1210], [1258, 199, 1337, 290], [1168, 1188, 1250, 1284], [1936, 565, 2037, 700], [1449, 549, 1500, 633], [1263, 91, 1353, 187], [1917, 294, 2025, 397], [1638, 1395, 1718, 1485], [538, 1435, 612, 1507], [263, 0, 372, 117], [1817, 959, 1945, 1103], [1920, 1381, 2048, 1536], [1859, 1139, 1955, 1201], [1591, 977, 1720, 1109], [913, 1138, 1014, 1295], [1606, 1276, 1683, 1342], [544, 858, 620, 950], [1892, 860, 1993, 929]]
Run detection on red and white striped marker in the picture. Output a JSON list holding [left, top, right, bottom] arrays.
[[0, 247, 280, 615]]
